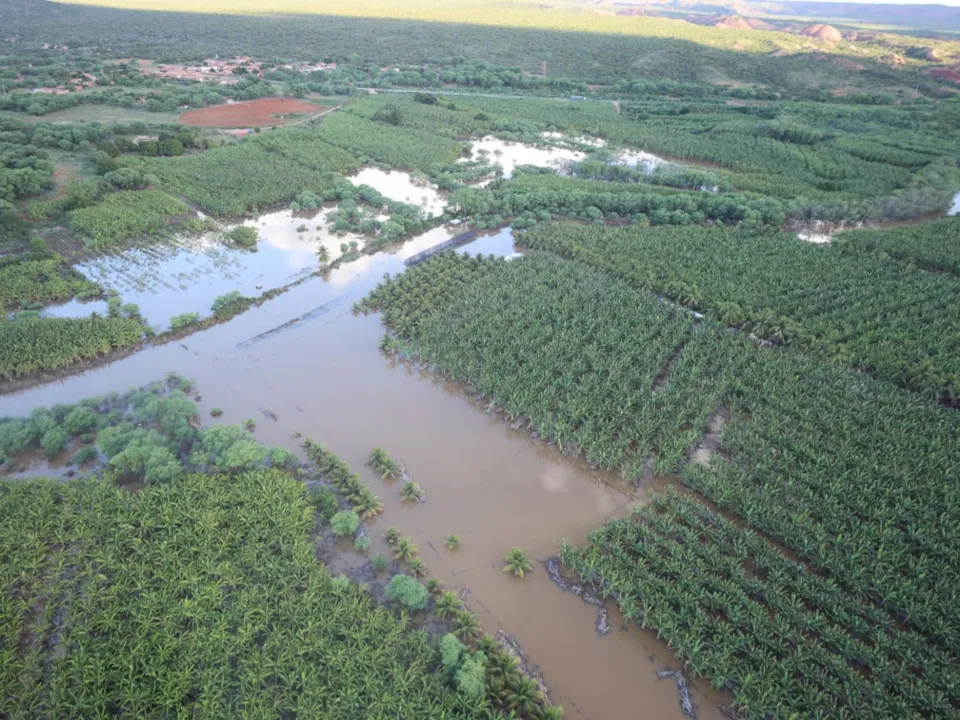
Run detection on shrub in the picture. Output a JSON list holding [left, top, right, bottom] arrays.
[[211, 291, 246, 316], [210, 408, 223, 417], [371, 552, 389, 573], [455, 653, 487, 701], [309, 485, 340, 522], [269, 446, 298, 468], [445, 534, 461, 550], [63, 406, 98, 436], [385, 573, 429, 611], [41, 427, 68, 458], [331, 574, 351, 592], [72, 445, 98, 465], [354, 536, 371, 552], [330, 510, 360, 536], [170, 313, 200, 331], [440, 633, 465, 674], [222, 226, 258, 248]]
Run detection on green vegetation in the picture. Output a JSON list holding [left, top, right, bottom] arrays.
[[309, 484, 341, 522], [835, 217, 960, 274], [354, 535, 371, 552], [502, 548, 533, 578], [385, 573, 430, 611], [169, 312, 201, 330], [0, 255, 100, 310], [125, 130, 358, 215], [521, 222, 960, 405], [445, 534, 461, 550], [302, 438, 384, 518], [210, 290, 250, 317], [362, 252, 732, 474], [400, 480, 424, 502], [316, 109, 462, 169], [393, 536, 419, 563], [0, 469, 488, 717], [221, 225, 259, 248], [0, 316, 143, 380], [365, 252, 960, 674], [372, 551, 389, 573], [69, 189, 187, 246], [368, 446, 403, 478], [561, 490, 960, 718], [330, 509, 361, 536]]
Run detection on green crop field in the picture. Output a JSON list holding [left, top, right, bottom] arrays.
[[364, 251, 960, 716], [519, 222, 960, 404], [0, 470, 482, 718]]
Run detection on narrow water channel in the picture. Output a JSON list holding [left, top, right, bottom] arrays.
[[1, 228, 729, 720]]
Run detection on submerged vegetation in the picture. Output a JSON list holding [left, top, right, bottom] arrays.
[[69, 190, 188, 246]]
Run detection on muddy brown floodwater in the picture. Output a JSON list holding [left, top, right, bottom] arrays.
[[1, 227, 729, 720]]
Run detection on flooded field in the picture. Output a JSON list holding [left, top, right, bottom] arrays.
[[72, 210, 370, 329], [463, 135, 675, 183], [464, 137, 587, 179], [349, 167, 447, 217], [1, 225, 729, 720]]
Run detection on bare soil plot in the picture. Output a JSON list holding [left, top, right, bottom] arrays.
[[178, 98, 324, 127]]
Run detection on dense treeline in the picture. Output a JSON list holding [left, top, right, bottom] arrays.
[[520, 222, 960, 404], [5, 0, 956, 96]]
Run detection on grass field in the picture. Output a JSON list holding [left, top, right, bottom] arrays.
[[16, 105, 180, 125]]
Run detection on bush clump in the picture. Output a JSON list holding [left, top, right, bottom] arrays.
[[222, 226, 259, 248], [330, 509, 360, 536], [385, 573, 429, 611]]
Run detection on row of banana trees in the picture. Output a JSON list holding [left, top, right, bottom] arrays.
[[560, 491, 960, 719], [362, 251, 960, 715], [0, 315, 143, 379], [520, 222, 960, 406], [0, 470, 488, 718]]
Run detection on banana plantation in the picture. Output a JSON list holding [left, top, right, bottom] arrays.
[[519, 221, 960, 405], [2, 2, 960, 717], [363, 250, 960, 716], [0, 470, 484, 718], [560, 491, 960, 718]]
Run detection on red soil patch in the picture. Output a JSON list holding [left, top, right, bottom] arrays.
[[178, 98, 323, 128], [931, 68, 960, 84]]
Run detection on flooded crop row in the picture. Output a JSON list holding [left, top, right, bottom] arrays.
[[2, 223, 728, 720]]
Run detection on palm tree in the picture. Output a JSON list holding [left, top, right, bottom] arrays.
[[434, 590, 461, 620], [382, 526, 401, 546], [503, 548, 533, 578], [400, 481, 423, 502], [393, 536, 418, 563], [426, 577, 444, 595], [408, 557, 428, 578], [445, 534, 461, 550], [505, 676, 542, 715], [316, 245, 330, 264], [452, 610, 482, 645]]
